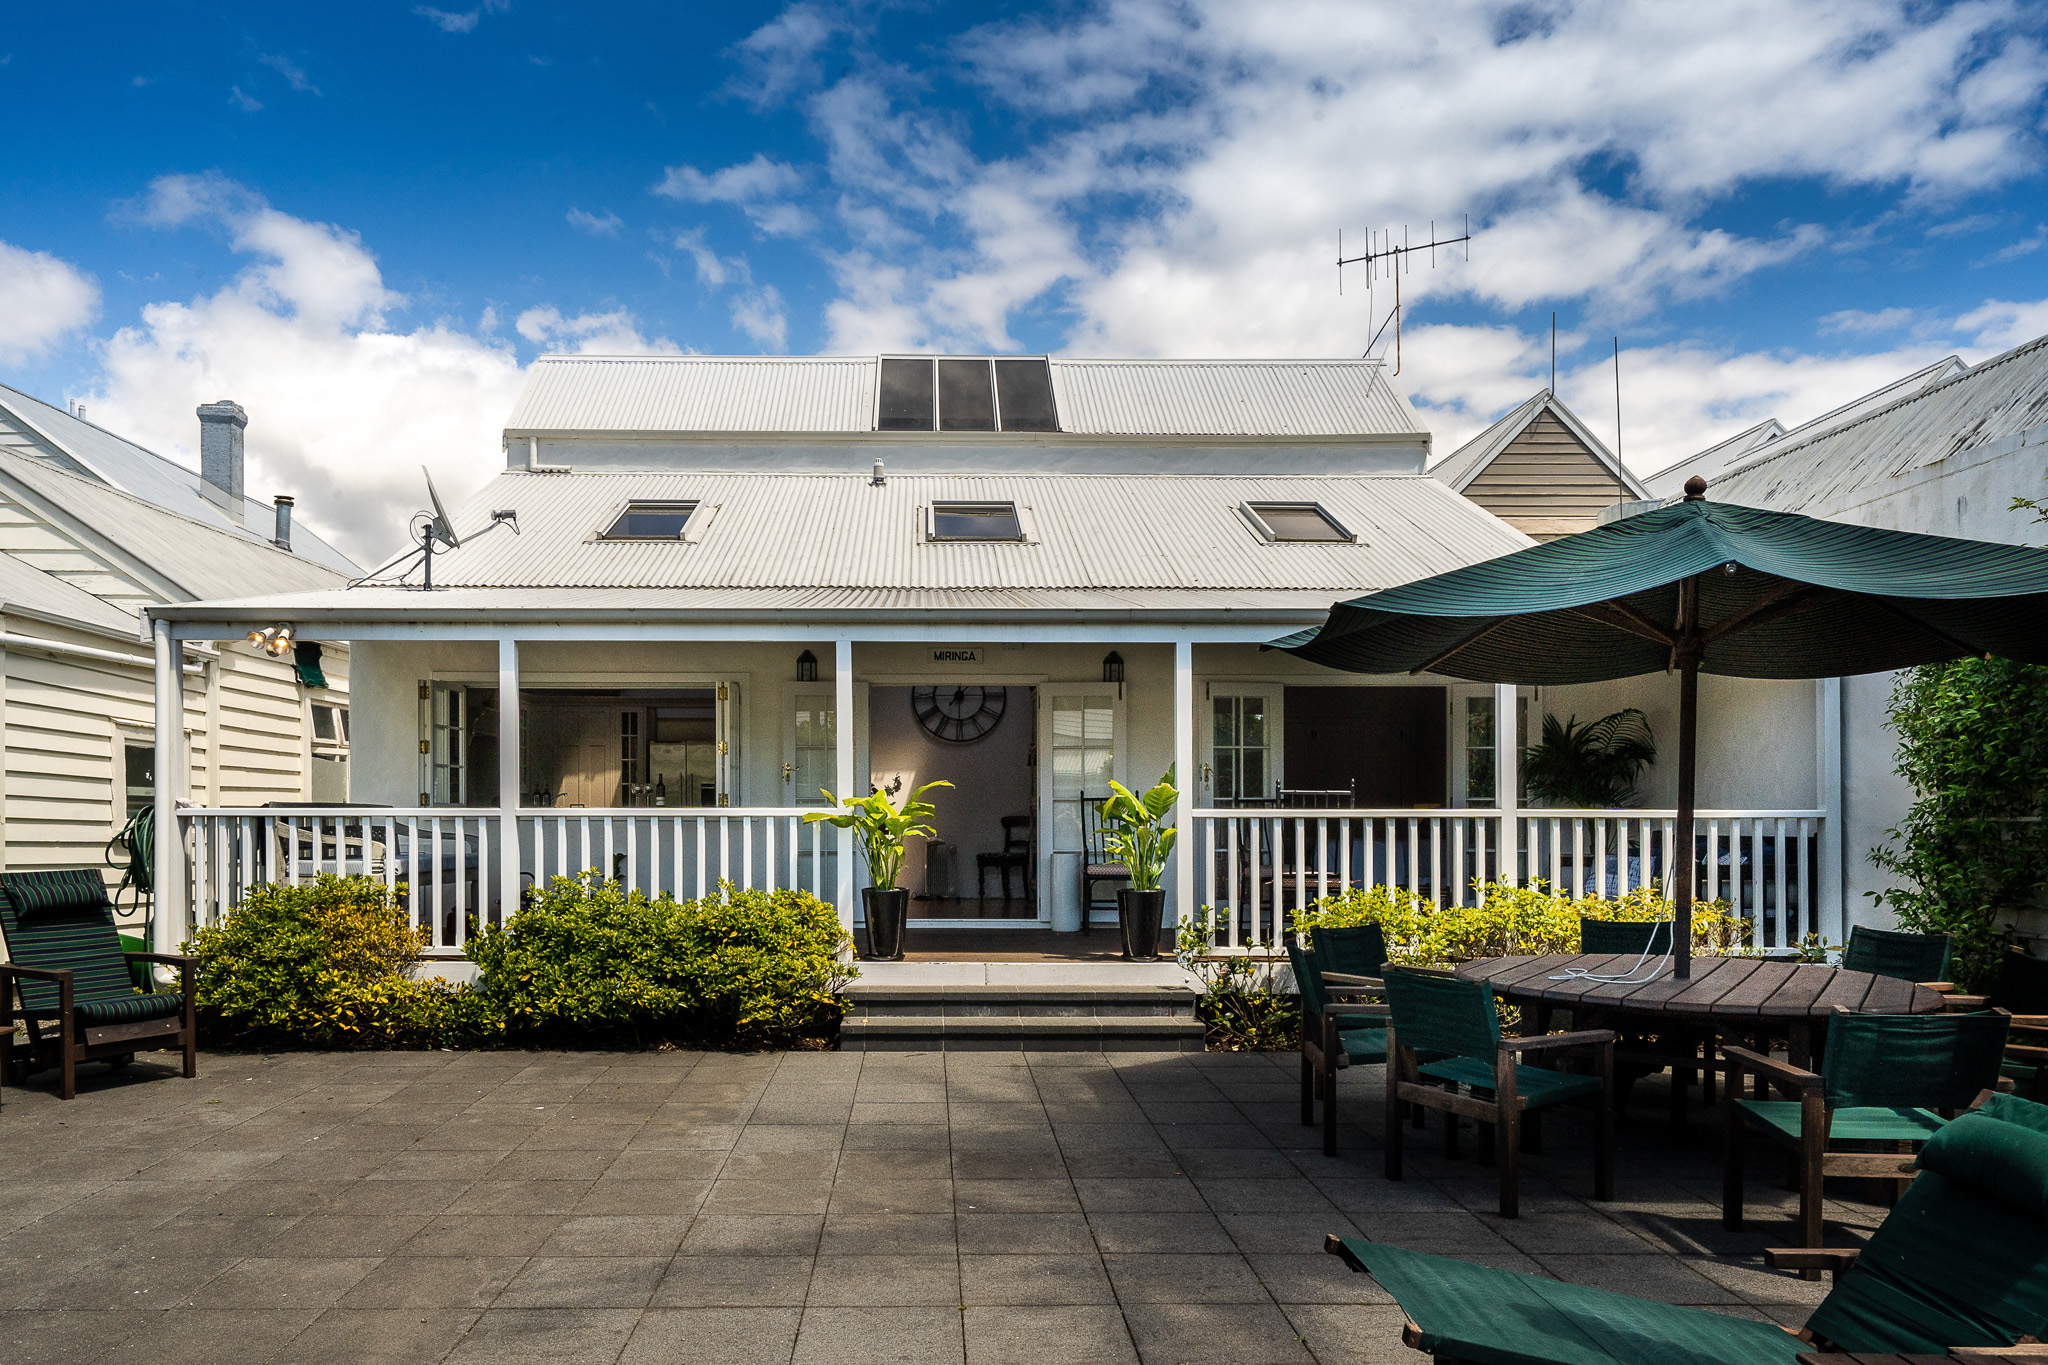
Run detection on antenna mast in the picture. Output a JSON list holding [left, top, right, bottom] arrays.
[[1337, 214, 1472, 376]]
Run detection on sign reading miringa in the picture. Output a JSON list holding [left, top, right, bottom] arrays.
[[929, 646, 983, 666]]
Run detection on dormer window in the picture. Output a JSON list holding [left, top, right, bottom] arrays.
[[928, 501, 1024, 541], [1243, 501, 1353, 542], [876, 357, 1059, 433], [600, 500, 699, 540]]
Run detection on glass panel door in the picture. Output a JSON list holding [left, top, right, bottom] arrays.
[[430, 684, 465, 805], [1040, 688, 1120, 928], [788, 687, 836, 807], [1210, 693, 1273, 807]]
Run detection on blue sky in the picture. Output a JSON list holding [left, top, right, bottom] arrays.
[[2, 1, 2045, 556]]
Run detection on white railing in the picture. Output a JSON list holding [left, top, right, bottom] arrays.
[[1191, 807, 1825, 951], [177, 806, 840, 955]]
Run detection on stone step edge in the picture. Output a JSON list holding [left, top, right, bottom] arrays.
[[840, 1014, 1205, 1037]]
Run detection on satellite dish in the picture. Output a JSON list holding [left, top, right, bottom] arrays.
[[422, 466, 461, 548]]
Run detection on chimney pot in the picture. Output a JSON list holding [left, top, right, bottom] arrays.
[[273, 494, 295, 551], [197, 400, 248, 524]]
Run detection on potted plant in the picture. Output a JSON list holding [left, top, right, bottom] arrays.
[[806, 780, 950, 961], [1522, 708, 1656, 808], [1099, 767, 1177, 961]]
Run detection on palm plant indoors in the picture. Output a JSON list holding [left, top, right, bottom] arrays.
[[1522, 707, 1657, 808]]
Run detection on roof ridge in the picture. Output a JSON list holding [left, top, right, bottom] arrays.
[[1712, 331, 2048, 486]]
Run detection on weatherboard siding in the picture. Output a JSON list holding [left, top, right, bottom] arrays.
[[0, 489, 162, 612], [1460, 412, 1635, 538]]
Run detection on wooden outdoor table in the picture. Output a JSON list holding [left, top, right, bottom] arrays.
[[1455, 954, 1947, 1068]]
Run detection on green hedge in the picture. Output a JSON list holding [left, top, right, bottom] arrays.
[[189, 873, 852, 1050]]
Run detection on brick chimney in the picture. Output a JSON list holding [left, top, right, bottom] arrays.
[[197, 400, 246, 523]]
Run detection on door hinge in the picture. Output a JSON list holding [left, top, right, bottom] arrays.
[[716, 684, 728, 701], [418, 681, 430, 699], [717, 740, 728, 755], [419, 740, 430, 754], [718, 793, 729, 807], [782, 763, 794, 782]]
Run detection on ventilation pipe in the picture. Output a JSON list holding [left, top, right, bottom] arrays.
[[872, 459, 886, 486], [272, 495, 295, 551]]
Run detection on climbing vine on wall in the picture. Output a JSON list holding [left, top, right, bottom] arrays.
[[1869, 656, 2048, 989]]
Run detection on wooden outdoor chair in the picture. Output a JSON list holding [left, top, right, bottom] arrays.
[[1572, 916, 1717, 1122], [1383, 966, 1615, 1218], [975, 814, 1033, 900], [1079, 794, 1128, 937], [1325, 1092, 2048, 1365], [1843, 924, 1955, 990], [1721, 1005, 2010, 1251], [0, 869, 197, 1100], [1994, 946, 2048, 1102], [1288, 935, 1389, 1156]]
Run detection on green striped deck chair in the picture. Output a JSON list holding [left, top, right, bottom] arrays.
[[1327, 1093, 2048, 1364], [0, 868, 197, 1099]]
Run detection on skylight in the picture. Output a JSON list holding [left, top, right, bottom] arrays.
[[929, 501, 1024, 541], [600, 501, 699, 540], [1244, 502, 1353, 542], [876, 357, 1059, 433]]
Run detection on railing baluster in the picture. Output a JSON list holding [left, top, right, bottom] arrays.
[[743, 816, 755, 893], [696, 819, 707, 899]]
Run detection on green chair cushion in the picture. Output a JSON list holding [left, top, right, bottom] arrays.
[[1328, 1236, 1809, 1365], [1975, 1091, 2048, 1136], [1336, 1027, 1389, 1063], [73, 991, 184, 1028], [1419, 1055, 1604, 1109], [0, 872, 169, 1024], [1734, 1099, 1945, 1145], [4, 868, 112, 918]]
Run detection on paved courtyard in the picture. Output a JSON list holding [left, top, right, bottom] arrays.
[[0, 1047, 1868, 1365]]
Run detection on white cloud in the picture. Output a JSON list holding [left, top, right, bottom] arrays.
[[671, 228, 749, 288], [566, 207, 624, 237], [730, 286, 789, 350], [1952, 296, 2048, 351], [513, 305, 681, 354], [654, 154, 814, 236], [414, 0, 508, 34], [726, 2, 840, 110], [0, 240, 100, 363], [83, 176, 527, 562], [258, 53, 320, 95], [228, 86, 262, 113], [1818, 307, 1919, 336]]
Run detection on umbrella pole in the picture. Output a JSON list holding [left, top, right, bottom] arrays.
[[1672, 576, 1700, 980]]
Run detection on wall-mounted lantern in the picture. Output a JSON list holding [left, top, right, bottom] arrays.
[[1102, 650, 1124, 698], [796, 649, 818, 682]]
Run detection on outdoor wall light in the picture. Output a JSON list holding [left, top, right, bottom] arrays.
[[246, 623, 296, 657], [1102, 651, 1124, 684], [796, 649, 818, 682]]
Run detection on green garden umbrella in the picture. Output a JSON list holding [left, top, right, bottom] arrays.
[[1271, 479, 2048, 976]]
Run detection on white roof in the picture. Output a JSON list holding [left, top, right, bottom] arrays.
[[1709, 334, 2048, 515], [391, 470, 1526, 596], [505, 356, 1429, 440], [1646, 355, 1969, 497], [0, 550, 140, 636], [0, 383, 360, 575]]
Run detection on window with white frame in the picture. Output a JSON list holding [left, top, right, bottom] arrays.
[[1243, 501, 1353, 542], [311, 702, 349, 803], [599, 501, 699, 540], [1211, 694, 1273, 806], [928, 501, 1025, 541]]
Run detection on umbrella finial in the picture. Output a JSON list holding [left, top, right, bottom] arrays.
[[1683, 476, 1707, 501]]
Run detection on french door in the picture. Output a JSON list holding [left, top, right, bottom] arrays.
[[1038, 685, 1124, 929]]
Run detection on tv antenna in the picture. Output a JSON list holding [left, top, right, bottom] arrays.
[[351, 466, 520, 590], [1337, 215, 1471, 376]]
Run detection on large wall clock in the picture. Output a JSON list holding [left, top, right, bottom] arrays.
[[912, 685, 1007, 743]]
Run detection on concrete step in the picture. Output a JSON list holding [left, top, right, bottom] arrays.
[[840, 1013, 1206, 1052], [839, 983, 1207, 1051]]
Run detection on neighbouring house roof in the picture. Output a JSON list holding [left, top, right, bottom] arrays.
[[1427, 390, 1650, 540], [1708, 334, 2048, 516], [0, 447, 354, 609], [0, 383, 360, 575], [1644, 355, 1970, 498], [504, 355, 1430, 441], [0, 549, 142, 637]]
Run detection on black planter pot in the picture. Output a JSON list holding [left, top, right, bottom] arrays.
[[1117, 888, 1166, 962], [862, 887, 909, 961]]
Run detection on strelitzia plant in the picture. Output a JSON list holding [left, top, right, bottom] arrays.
[[1099, 767, 1178, 891], [804, 781, 952, 891]]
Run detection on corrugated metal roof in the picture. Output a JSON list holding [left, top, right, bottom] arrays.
[[1648, 355, 1970, 498], [0, 449, 353, 605], [154, 584, 1355, 622], [1710, 335, 2048, 515], [0, 383, 361, 575], [391, 471, 1527, 595], [0, 550, 140, 636], [503, 355, 1428, 439]]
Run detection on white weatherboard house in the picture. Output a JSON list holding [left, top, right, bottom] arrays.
[[147, 355, 1842, 970]]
